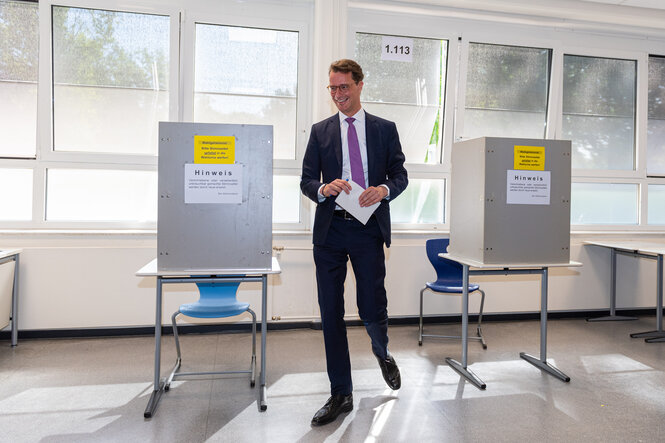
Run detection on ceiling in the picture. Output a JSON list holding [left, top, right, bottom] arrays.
[[580, 0, 665, 9], [391, 0, 665, 32]]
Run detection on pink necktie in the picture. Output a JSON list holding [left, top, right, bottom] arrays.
[[345, 117, 366, 188]]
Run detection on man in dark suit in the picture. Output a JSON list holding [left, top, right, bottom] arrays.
[[301, 59, 408, 426]]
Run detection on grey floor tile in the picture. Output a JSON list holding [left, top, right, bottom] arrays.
[[1, 317, 665, 442]]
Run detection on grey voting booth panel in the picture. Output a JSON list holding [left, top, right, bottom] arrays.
[[449, 137, 571, 265], [158, 122, 273, 271]]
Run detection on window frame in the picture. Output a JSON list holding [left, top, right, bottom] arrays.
[[647, 180, 665, 225], [2, 0, 181, 230], [457, 41, 554, 141], [453, 31, 660, 231], [2, 1, 665, 233], [0, 0, 40, 160], [556, 47, 656, 231], [181, 10, 312, 232], [39, 0, 181, 167], [555, 45, 646, 180], [646, 53, 665, 179], [348, 9, 461, 231], [0, 0, 313, 231]]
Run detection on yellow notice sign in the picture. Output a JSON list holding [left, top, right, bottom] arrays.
[[514, 145, 545, 170], [194, 135, 235, 164]]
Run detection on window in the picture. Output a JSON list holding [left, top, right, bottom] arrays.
[[0, 0, 38, 158], [648, 55, 665, 176], [3, 2, 664, 232], [355, 32, 447, 165], [463, 43, 551, 140], [563, 55, 636, 170], [353, 32, 447, 227], [0, 168, 32, 220], [52, 6, 169, 155], [193, 24, 299, 160], [273, 175, 300, 224], [1, 2, 309, 230], [46, 169, 156, 222], [390, 178, 445, 224], [571, 183, 638, 225], [648, 184, 665, 225]]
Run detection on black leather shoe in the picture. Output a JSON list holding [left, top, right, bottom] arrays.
[[311, 393, 353, 426], [376, 353, 401, 390]]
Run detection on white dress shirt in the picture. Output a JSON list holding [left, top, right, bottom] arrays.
[[318, 109, 389, 203]]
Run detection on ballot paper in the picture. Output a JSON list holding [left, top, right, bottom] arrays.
[[334, 179, 380, 225]]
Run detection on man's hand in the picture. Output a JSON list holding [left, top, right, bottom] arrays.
[[322, 179, 352, 197], [359, 186, 387, 207]]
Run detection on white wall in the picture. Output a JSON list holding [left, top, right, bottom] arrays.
[[2, 0, 665, 331], [0, 232, 662, 331]]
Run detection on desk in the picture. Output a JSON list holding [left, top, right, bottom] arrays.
[[0, 249, 21, 347], [584, 240, 665, 342], [136, 257, 281, 418], [442, 254, 581, 389]]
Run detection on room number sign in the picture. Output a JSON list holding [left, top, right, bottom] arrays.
[[381, 36, 414, 62]]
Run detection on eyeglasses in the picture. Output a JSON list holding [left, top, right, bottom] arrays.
[[327, 84, 352, 94]]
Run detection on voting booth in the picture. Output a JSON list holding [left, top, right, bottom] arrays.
[[449, 137, 572, 265], [157, 122, 273, 271]]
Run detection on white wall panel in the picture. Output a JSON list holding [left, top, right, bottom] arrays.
[[1, 233, 662, 331]]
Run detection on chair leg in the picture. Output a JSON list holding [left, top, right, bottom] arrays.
[[166, 311, 183, 390], [477, 290, 487, 349], [247, 308, 257, 388], [419, 288, 486, 349], [419, 287, 426, 346]]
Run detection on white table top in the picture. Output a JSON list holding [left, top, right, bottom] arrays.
[[584, 240, 665, 256], [0, 249, 22, 260], [136, 257, 281, 277], [442, 253, 582, 269]]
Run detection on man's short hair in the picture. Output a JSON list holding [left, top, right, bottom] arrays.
[[329, 59, 364, 83]]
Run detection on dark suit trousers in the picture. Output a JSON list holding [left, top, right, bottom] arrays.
[[313, 215, 389, 396]]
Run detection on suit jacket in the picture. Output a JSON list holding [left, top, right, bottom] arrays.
[[300, 112, 408, 247]]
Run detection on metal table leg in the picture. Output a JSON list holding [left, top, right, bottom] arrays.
[[141, 271, 271, 418], [446, 264, 486, 390], [637, 255, 665, 342], [144, 277, 165, 418], [10, 254, 19, 347], [520, 268, 570, 382], [588, 248, 637, 322], [259, 274, 268, 411]]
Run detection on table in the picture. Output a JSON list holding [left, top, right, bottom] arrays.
[[0, 249, 21, 347], [584, 240, 665, 342], [442, 253, 581, 389], [136, 257, 281, 418]]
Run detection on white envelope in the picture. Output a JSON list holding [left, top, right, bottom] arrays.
[[334, 179, 380, 225]]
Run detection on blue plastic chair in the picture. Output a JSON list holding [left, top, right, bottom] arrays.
[[418, 238, 486, 349], [166, 281, 257, 390]]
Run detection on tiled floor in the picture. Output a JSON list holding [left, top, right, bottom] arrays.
[[2, 317, 665, 442]]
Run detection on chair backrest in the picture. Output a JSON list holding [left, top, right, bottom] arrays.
[[425, 238, 463, 285], [195, 282, 241, 306]]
